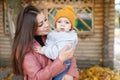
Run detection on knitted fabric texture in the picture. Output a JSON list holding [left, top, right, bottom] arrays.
[[54, 5, 75, 29]]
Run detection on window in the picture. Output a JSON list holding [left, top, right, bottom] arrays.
[[22, 0, 94, 35], [45, 0, 94, 34]]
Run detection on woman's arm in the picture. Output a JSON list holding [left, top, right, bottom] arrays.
[[23, 45, 74, 80], [23, 53, 66, 80], [67, 57, 79, 80]]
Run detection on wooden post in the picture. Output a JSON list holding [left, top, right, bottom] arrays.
[[103, 0, 114, 69]]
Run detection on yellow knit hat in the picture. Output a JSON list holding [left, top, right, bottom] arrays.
[[54, 5, 75, 29]]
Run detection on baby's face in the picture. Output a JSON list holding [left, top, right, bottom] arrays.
[[56, 17, 71, 32]]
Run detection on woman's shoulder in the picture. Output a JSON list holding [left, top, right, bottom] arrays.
[[23, 51, 35, 61], [23, 50, 49, 64], [23, 51, 41, 67]]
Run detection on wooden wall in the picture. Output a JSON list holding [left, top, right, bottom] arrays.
[[76, 0, 114, 69], [0, 0, 11, 67], [75, 0, 104, 68], [0, 0, 115, 68], [0, 0, 21, 67]]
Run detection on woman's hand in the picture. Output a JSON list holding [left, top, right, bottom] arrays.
[[59, 44, 75, 63], [62, 74, 73, 80], [33, 46, 42, 54]]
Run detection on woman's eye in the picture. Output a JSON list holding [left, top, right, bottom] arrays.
[[38, 24, 43, 27]]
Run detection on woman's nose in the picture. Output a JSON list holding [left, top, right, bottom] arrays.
[[44, 22, 49, 28]]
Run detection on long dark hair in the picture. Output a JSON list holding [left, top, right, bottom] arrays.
[[11, 5, 40, 75]]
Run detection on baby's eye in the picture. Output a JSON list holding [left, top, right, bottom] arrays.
[[66, 21, 70, 24], [45, 18, 47, 21], [57, 20, 61, 23]]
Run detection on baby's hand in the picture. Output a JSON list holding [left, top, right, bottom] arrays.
[[33, 46, 42, 54]]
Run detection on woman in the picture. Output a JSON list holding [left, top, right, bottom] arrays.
[[11, 5, 79, 80]]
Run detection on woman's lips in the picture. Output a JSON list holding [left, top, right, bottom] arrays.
[[45, 28, 50, 31]]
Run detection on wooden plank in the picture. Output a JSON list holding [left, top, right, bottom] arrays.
[[108, 47, 114, 50], [0, 12, 3, 15], [76, 57, 102, 61], [0, 49, 11, 53], [108, 43, 114, 47], [94, 4, 103, 8], [76, 46, 102, 50], [104, 12, 114, 16], [94, 8, 103, 12], [94, 26, 103, 29], [94, 0, 104, 3], [94, 13, 104, 16], [0, 18, 3, 22], [0, 34, 6, 37], [75, 55, 102, 61], [0, 22, 3, 26], [94, 16, 103, 22], [104, 17, 114, 20], [108, 34, 114, 37], [0, 30, 3, 33], [36, 3, 93, 9], [109, 8, 115, 11], [0, 23, 3, 27], [108, 38, 114, 42], [109, 4, 114, 7], [107, 20, 115, 24], [94, 29, 103, 33], [108, 51, 114, 54], [78, 40, 102, 43], [0, 52, 11, 55], [94, 21, 103, 25], [109, 13, 115, 16], [0, 4, 2, 8], [0, 57, 11, 67], [0, 41, 10, 45], [76, 46, 102, 49], [94, 17, 104, 21], [86, 35, 103, 38], [108, 30, 114, 34], [104, 5, 112, 8], [77, 60, 101, 65], [76, 56, 102, 60], [78, 37, 103, 41], [0, 48, 11, 51], [92, 34, 103, 37], [76, 49, 101, 54], [0, 45, 11, 48], [0, 37, 10, 40]]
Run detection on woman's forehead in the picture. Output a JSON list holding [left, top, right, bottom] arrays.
[[37, 13, 45, 23]]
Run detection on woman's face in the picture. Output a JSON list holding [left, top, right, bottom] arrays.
[[35, 13, 50, 36]]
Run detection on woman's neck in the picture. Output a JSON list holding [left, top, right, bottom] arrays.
[[41, 35, 46, 43], [34, 35, 46, 46]]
